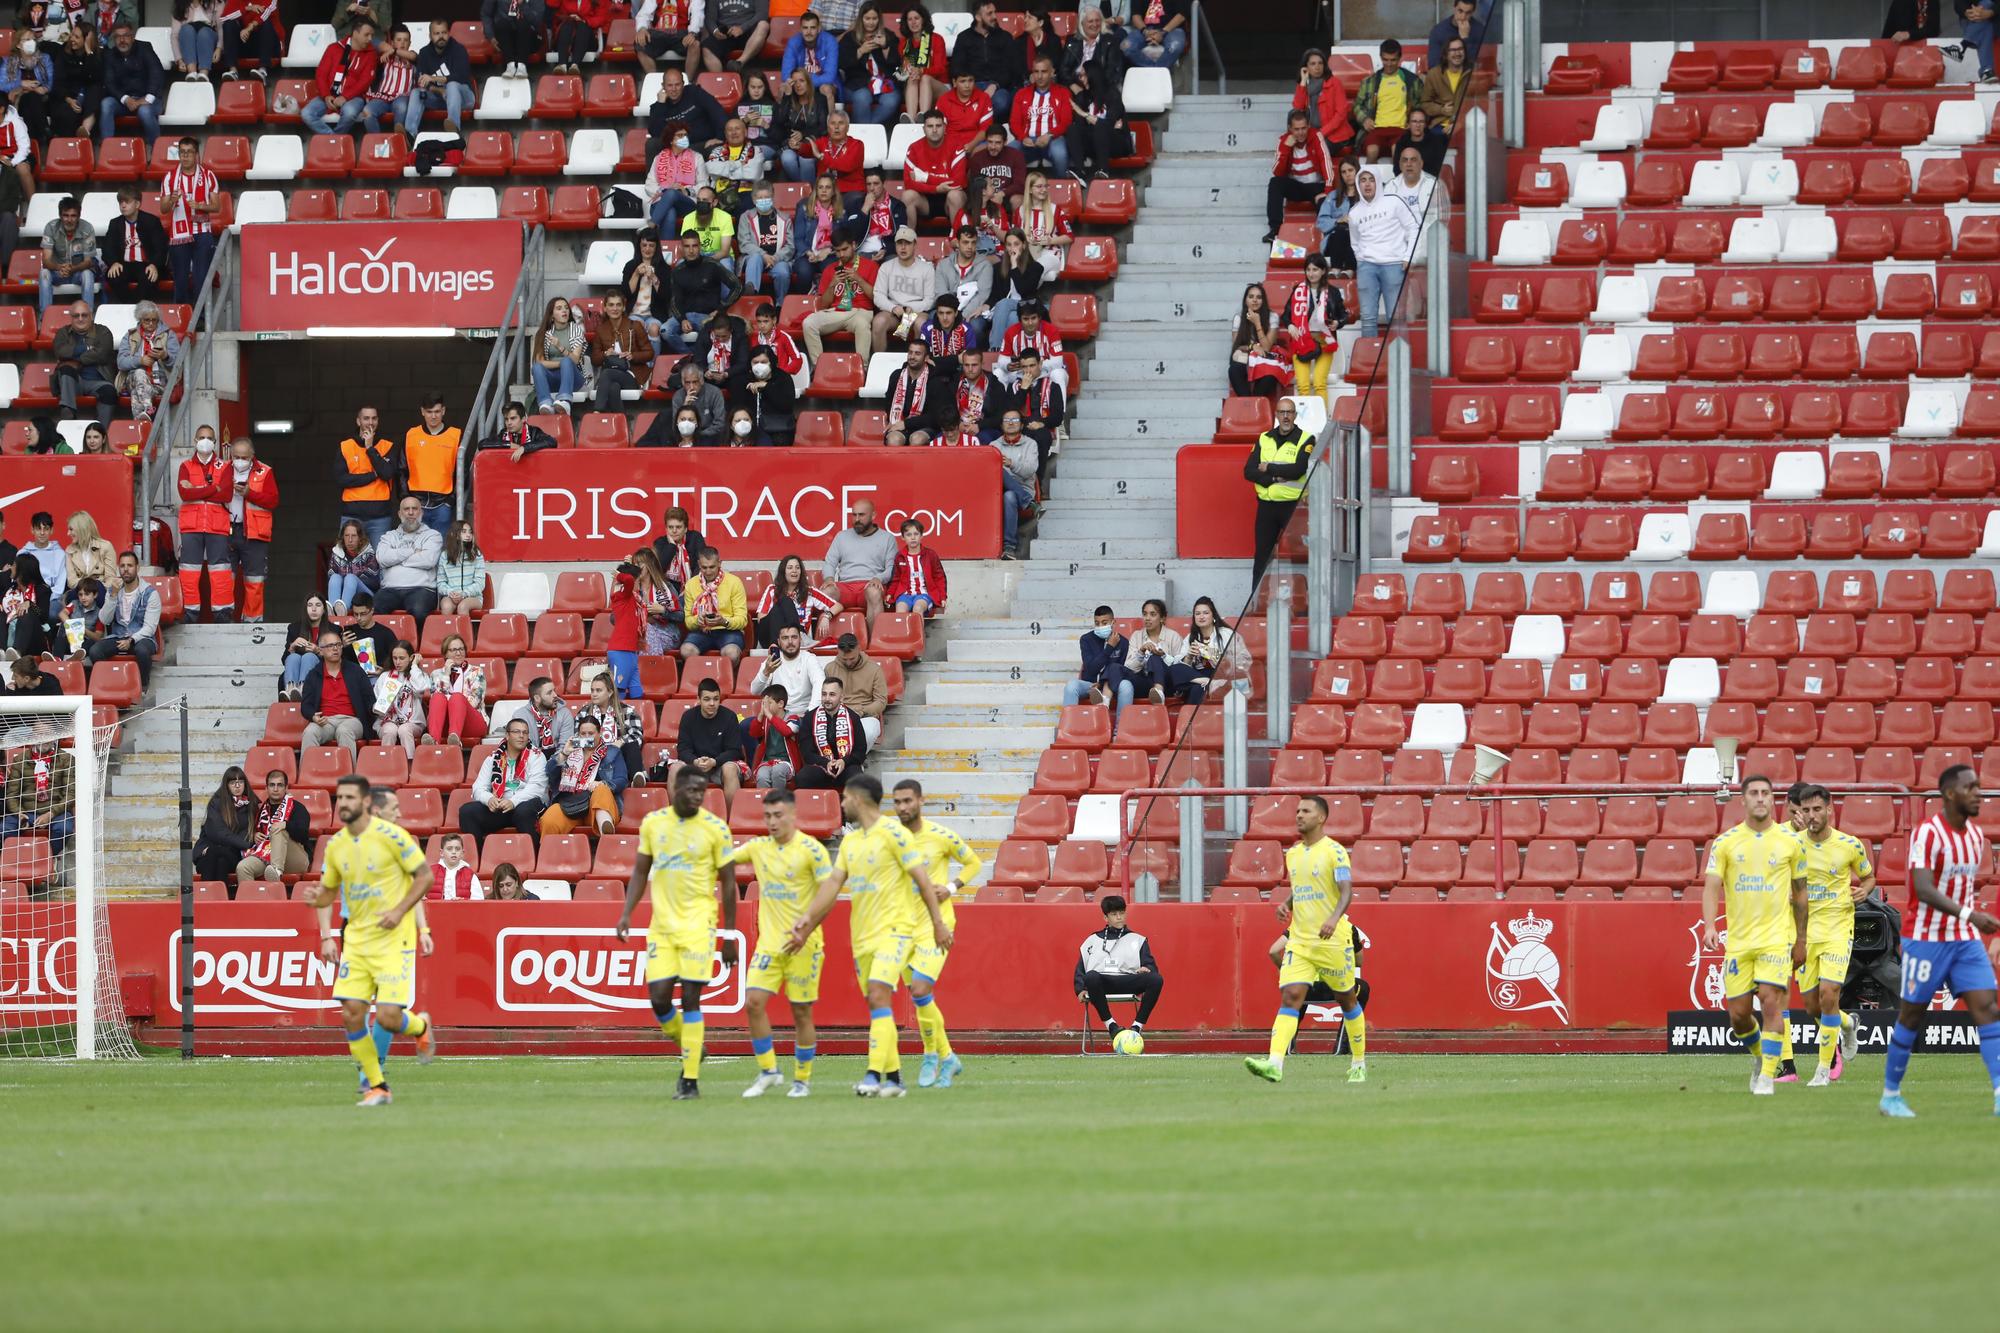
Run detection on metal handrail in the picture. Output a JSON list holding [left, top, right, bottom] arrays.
[[137, 228, 236, 552], [457, 223, 547, 515], [1187, 0, 1227, 94]]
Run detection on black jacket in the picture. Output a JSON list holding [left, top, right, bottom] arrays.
[[771, 92, 827, 148], [413, 36, 475, 86], [743, 362, 796, 439], [884, 365, 946, 436], [669, 254, 739, 320], [103, 210, 169, 278], [101, 39, 164, 106], [951, 22, 1023, 88], [478, 423, 558, 457], [646, 85, 727, 154], [1059, 30, 1126, 87], [837, 30, 901, 93], [1882, 0, 1945, 37], [650, 529, 709, 590], [197, 797, 253, 859], [300, 657, 377, 739], [676, 704, 745, 765], [53, 43, 103, 106]]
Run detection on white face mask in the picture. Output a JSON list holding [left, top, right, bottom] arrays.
[[194, 435, 216, 458], [20, 39, 35, 55], [677, 419, 697, 436], [751, 361, 772, 378], [732, 419, 753, 437], [674, 136, 690, 151]]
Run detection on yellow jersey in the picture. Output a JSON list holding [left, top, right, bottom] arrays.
[[726, 832, 834, 952], [1706, 822, 1807, 952], [1798, 826, 1872, 944], [905, 818, 982, 929], [637, 806, 735, 933], [1284, 835, 1354, 952], [322, 817, 428, 953], [836, 816, 927, 941]]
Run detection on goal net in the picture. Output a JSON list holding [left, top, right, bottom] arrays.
[[0, 693, 138, 1058]]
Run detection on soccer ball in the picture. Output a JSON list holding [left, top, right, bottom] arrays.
[[1113, 1028, 1144, 1056]]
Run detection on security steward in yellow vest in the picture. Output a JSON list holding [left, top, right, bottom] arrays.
[[1244, 398, 1314, 582], [338, 405, 401, 549]]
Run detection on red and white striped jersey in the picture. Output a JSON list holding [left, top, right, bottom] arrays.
[[162, 164, 220, 245], [1905, 815, 1989, 941]]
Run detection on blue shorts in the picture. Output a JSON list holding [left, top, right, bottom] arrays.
[[684, 629, 745, 655], [1899, 938, 1997, 1006], [893, 594, 933, 612], [605, 648, 641, 700]]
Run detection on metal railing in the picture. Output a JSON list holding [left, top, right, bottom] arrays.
[[138, 229, 237, 546], [457, 223, 549, 514], [1187, 0, 1228, 94]]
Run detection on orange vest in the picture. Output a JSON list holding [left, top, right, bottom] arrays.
[[176, 455, 230, 536], [340, 437, 393, 505], [404, 426, 462, 499]]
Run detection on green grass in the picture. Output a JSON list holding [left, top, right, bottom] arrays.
[[5, 1051, 1997, 1330]]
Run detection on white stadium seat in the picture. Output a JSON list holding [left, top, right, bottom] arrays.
[[404, 131, 462, 178], [850, 122, 889, 169], [95, 304, 137, 346], [1507, 615, 1565, 664], [1568, 160, 1627, 208], [1698, 570, 1760, 618], [1683, 158, 1739, 206], [1551, 393, 1614, 442], [245, 135, 304, 181], [493, 572, 554, 616], [581, 240, 634, 285], [598, 185, 649, 229], [162, 80, 217, 128], [1589, 274, 1649, 323], [1122, 67, 1173, 114], [1493, 218, 1551, 265], [446, 186, 499, 219], [1930, 99, 1988, 146], [1575, 333, 1634, 383], [1763, 451, 1827, 499], [564, 129, 620, 176], [0, 363, 19, 409], [1757, 101, 1816, 148], [1777, 213, 1836, 262], [284, 23, 336, 68], [1407, 703, 1467, 751], [1979, 512, 2000, 559], [78, 192, 118, 233], [1897, 387, 1960, 439], [135, 26, 175, 68], [1721, 216, 1781, 262], [231, 190, 287, 230], [473, 77, 532, 122], [1736, 157, 1798, 206], [1659, 657, 1722, 707], [885, 122, 923, 170], [860, 352, 901, 398], [1631, 513, 1692, 561], [1579, 102, 1643, 151]]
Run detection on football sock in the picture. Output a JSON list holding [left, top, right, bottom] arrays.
[[348, 1029, 384, 1089], [1732, 1026, 1758, 1049], [1269, 1006, 1301, 1066], [1759, 1031, 1782, 1079], [382, 1010, 426, 1040], [679, 1008, 704, 1081], [913, 993, 937, 1055], [370, 1017, 393, 1070], [867, 1007, 897, 1075], [1884, 1023, 1919, 1094], [794, 1045, 815, 1082], [752, 1035, 777, 1074], [1978, 1023, 2000, 1090], [1817, 1013, 1842, 1072], [1343, 1005, 1367, 1062], [1780, 1020, 1794, 1064], [652, 1000, 681, 1043], [917, 995, 952, 1060]]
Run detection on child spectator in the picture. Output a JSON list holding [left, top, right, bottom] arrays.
[[428, 832, 484, 900], [607, 556, 645, 701]]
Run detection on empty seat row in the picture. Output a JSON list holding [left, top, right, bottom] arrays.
[[1405, 507, 1998, 563], [1245, 788, 1908, 843], [1477, 268, 2000, 327], [1348, 566, 1997, 619], [1503, 211, 2000, 266], [1423, 446, 2000, 501], [1529, 386, 2000, 448]]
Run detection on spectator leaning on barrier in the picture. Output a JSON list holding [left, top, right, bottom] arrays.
[[373, 496, 444, 624], [823, 630, 886, 747], [674, 675, 747, 797], [479, 401, 558, 464], [1075, 894, 1162, 1040], [822, 497, 895, 620], [301, 630, 374, 758], [1347, 168, 1417, 339], [1063, 604, 1133, 713]]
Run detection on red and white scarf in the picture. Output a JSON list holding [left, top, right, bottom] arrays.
[[1019, 376, 1057, 421], [888, 366, 928, 424], [691, 576, 720, 621], [649, 0, 691, 31], [31, 752, 53, 800], [1288, 280, 1334, 334], [528, 701, 561, 751], [487, 746, 532, 799], [558, 737, 608, 794], [164, 165, 219, 245], [866, 196, 895, 243], [660, 540, 694, 587], [379, 671, 422, 725], [1143, 0, 1165, 23], [250, 794, 295, 861], [810, 706, 854, 759], [445, 662, 486, 708], [811, 203, 835, 253], [705, 336, 732, 377], [957, 374, 988, 421], [924, 317, 966, 362]]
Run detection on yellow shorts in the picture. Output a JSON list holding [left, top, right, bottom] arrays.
[[646, 927, 716, 984], [333, 942, 415, 1009], [854, 931, 916, 990], [1723, 946, 1791, 999], [1798, 932, 1853, 991], [906, 937, 949, 985], [746, 945, 824, 1003], [1278, 928, 1358, 994]]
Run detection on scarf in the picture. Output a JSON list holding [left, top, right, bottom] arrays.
[[581, 702, 639, 746], [812, 203, 834, 252], [924, 318, 966, 362], [650, 0, 690, 30], [867, 195, 894, 241], [957, 374, 987, 421], [487, 746, 531, 799], [250, 794, 295, 860], [810, 706, 853, 760], [660, 540, 693, 587], [909, 31, 931, 70], [706, 336, 732, 377], [558, 737, 608, 794], [889, 366, 928, 424], [1303, 75, 1324, 128], [1289, 280, 1333, 333], [640, 578, 679, 621], [1020, 376, 1056, 421], [1143, 0, 1164, 24], [528, 701, 560, 751], [692, 575, 720, 621], [32, 753, 52, 800], [445, 662, 485, 708], [380, 671, 421, 725]]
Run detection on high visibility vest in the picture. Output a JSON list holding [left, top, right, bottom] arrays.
[[1253, 430, 1308, 503], [340, 437, 393, 505], [403, 426, 462, 498]]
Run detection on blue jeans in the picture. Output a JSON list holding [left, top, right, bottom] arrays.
[[344, 514, 395, 549], [177, 21, 218, 71], [170, 233, 215, 306], [403, 81, 474, 135], [532, 359, 584, 409], [419, 501, 453, 540], [988, 296, 1019, 350], [1018, 135, 1070, 176], [663, 310, 710, 354], [1001, 470, 1033, 549], [3, 810, 74, 861], [283, 650, 320, 685], [1965, 17, 1996, 76], [1356, 259, 1405, 337], [780, 148, 816, 181], [683, 629, 746, 656], [1120, 27, 1188, 67], [649, 190, 696, 234], [99, 96, 160, 145], [38, 265, 96, 314], [847, 85, 900, 125], [741, 249, 793, 302], [1064, 672, 1134, 713], [606, 648, 641, 700], [327, 571, 374, 610], [303, 96, 367, 136], [985, 85, 1013, 121]]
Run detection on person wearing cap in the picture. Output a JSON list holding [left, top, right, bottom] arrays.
[[823, 631, 887, 748], [869, 223, 937, 352]]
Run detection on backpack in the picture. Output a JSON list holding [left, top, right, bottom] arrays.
[[602, 188, 644, 220]]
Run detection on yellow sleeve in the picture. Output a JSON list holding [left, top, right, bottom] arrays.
[[892, 823, 923, 870], [320, 842, 344, 891], [948, 830, 982, 885], [808, 840, 833, 879], [682, 580, 703, 630], [1705, 834, 1730, 879], [392, 826, 427, 876], [1850, 840, 1873, 879], [723, 577, 747, 630], [720, 836, 757, 867]]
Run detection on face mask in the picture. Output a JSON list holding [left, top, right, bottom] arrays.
[[674, 137, 689, 151], [755, 197, 774, 213], [677, 419, 696, 436], [20, 39, 35, 55], [732, 420, 753, 437], [1093, 625, 1112, 640], [194, 436, 216, 458], [751, 361, 771, 378]]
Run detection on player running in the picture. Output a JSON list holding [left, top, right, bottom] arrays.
[[1789, 784, 1870, 1086], [336, 788, 435, 1092], [726, 789, 833, 1099], [309, 775, 436, 1107], [891, 779, 981, 1089], [786, 774, 953, 1099], [1881, 765, 2000, 1118], [1246, 795, 1367, 1086], [1701, 774, 1808, 1096], [616, 768, 738, 1102]]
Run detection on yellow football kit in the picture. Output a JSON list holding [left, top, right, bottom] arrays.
[[1278, 836, 1358, 993], [1706, 822, 1807, 998], [638, 806, 736, 983], [839, 817, 928, 988], [1797, 828, 1872, 990], [324, 816, 429, 1008], [727, 832, 833, 1002], [904, 818, 981, 984]]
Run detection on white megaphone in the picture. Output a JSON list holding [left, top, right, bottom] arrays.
[[1471, 744, 1511, 786], [1712, 735, 1740, 798]]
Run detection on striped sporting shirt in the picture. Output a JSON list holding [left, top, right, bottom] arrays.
[[1905, 815, 1989, 942], [369, 55, 414, 103], [162, 164, 219, 246]]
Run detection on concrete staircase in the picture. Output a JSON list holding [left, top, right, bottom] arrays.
[[101, 624, 272, 896]]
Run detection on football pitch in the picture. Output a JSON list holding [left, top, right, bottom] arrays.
[[7, 1050, 1997, 1331]]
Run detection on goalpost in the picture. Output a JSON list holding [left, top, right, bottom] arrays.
[[0, 692, 137, 1059]]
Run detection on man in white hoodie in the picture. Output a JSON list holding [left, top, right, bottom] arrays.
[[1346, 167, 1419, 338], [747, 623, 825, 716]]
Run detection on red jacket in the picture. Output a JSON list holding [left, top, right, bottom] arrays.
[[237, 460, 279, 543], [805, 134, 865, 193], [556, 0, 614, 30], [745, 711, 801, 771], [937, 87, 993, 152], [1292, 79, 1353, 145], [608, 570, 640, 653], [176, 454, 230, 536], [1270, 128, 1337, 184], [902, 137, 967, 194], [886, 547, 947, 611], [315, 39, 379, 102], [1008, 84, 1073, 141]]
